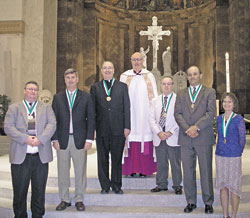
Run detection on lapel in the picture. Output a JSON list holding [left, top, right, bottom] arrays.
[[36, 101, 42, 123], [156, 95, 163, 121], [73, 90, 81, 110], [62, 91, 70, 112], [110, 80, 117, 99], [193, 86, 205, 109], [100, 80, 107, 97], [184, 88, 192, 113], [20, 101, 28, 124]]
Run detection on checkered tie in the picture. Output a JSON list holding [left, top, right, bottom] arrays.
[[159, 96, 168, 129]]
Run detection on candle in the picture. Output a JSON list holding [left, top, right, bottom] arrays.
[[225, 52, 230, 92]]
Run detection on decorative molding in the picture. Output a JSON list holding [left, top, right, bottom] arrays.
[[0, 21, 24, 34]]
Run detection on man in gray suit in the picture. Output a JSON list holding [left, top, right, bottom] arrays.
[[4, 81, 56, 218], [174, 66, 216, 214]]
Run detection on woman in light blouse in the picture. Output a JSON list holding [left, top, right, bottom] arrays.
[[215, 92, 246, 218]]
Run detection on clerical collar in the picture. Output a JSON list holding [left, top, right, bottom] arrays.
[[104, 78, 114, 90], [133, 70, 142, 75], [104, 79, 112, 82]]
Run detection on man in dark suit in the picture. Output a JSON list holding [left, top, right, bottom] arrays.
[[4, 81, 56, 218], [90, 61, 130, 194], [52, 68, 94, 211], [174, 66, 216, 214]]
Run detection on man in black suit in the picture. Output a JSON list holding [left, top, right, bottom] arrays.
[[52, 68, 94, 211], [90, 61, 130, 194]]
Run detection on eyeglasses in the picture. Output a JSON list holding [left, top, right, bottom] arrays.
[[131, 58, 142, 62], [25, 88, 39, 92], [161, 83, 173, 86]]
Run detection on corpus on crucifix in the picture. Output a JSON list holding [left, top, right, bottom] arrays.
[[139, 16, 171, 73], [139, 16, 171, 92]]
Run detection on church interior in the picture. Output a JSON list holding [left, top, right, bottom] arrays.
[[0, 0, 250, 217]]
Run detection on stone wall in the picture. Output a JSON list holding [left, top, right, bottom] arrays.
[[0, 0, 57, 103], [56, 0, 250, 113], [95, 0, 216, 87], [56, 0, 96, 92], [228, 0, 250, 113], [56, 0, 216, 92]]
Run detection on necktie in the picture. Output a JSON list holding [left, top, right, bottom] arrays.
[[192, 87, 196, 96], [159, 96, 168, 131]]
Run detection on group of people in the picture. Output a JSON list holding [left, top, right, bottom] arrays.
[[4, 52, 246, 218]]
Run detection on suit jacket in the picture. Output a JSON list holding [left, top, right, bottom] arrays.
[[90, 80, 130, 137], [4, 101, 56, 164], [149, 93, 179, 147], [174, 85, 216, 146], [51, 89, 95, 149]]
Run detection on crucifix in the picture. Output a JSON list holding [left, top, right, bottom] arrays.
[[139, 16, 171, 72]]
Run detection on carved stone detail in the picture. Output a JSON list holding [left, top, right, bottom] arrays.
[[0, 21, 24, 34]]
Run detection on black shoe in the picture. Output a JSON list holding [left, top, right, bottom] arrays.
[[205, 205, 213, 214], [184, 203, 197, 213], [100, 189, 110, 194], [56, 201, 71, 211], [129, 173, 136, 177], [75, 201, 85, 211], [174, 187, 182, 195], [151, 187, 168, 192], [113, 188, 124, 194], [139, 173, 146, 178]]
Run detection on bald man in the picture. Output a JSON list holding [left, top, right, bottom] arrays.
[[120, 52, 158, 177], [91, 61, 130, 194]]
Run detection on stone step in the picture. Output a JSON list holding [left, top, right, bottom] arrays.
[[1, 181, 250, 208], [1, 170, 250, 190], [1, 197, 250, 218]]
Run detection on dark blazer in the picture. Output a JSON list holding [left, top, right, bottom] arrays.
[[52, 89, 95, 149], [174, 85, 216, 146], [90, 80, 130, 137]]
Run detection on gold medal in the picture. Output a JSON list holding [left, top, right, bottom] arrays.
[[162, 112, 167, 117], [191, 103, 195, 109], [106, 96, 111, 101], [224, 138, 226, 144]]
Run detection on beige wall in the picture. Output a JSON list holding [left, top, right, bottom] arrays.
[[0, 0, 57, 103]]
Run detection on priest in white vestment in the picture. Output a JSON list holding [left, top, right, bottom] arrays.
[[120, 52, 158, 177]]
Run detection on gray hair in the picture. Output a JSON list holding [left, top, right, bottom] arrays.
[[64, 68, 78, 78]]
